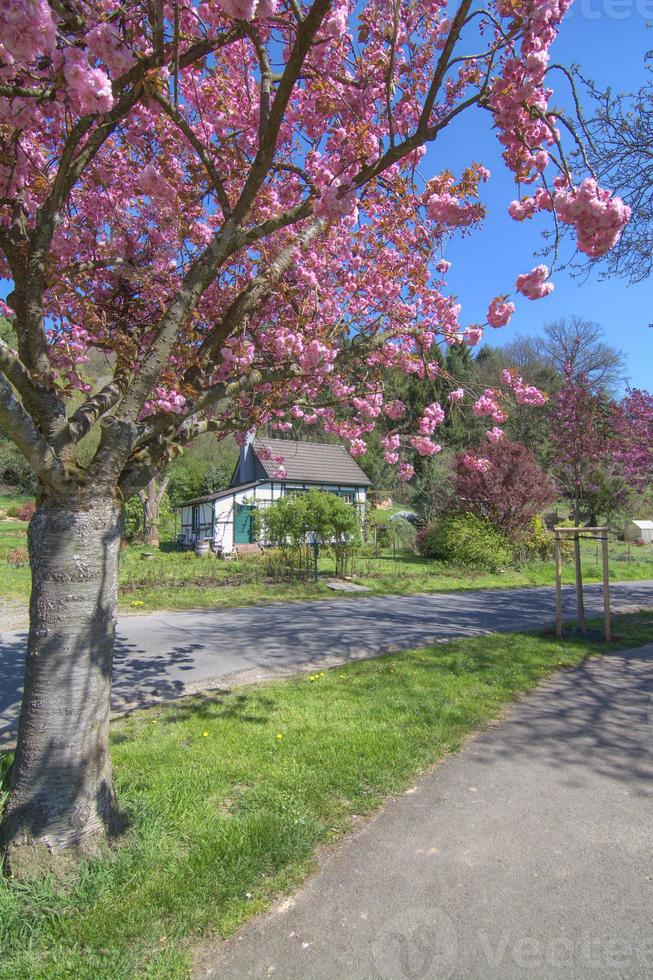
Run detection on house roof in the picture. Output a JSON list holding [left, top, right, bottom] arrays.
[[180, 480, 263, 507], [630, 520, 653, 529], [253, 437, 372, 486]]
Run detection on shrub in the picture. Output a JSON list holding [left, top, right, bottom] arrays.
[[16, 501, 36, 522], [7, 546, 28, 565], [417, 513, 514, 570], [258, 490, 361, 577], [522, 515, 555, 560], [454, 440, 556, 538]]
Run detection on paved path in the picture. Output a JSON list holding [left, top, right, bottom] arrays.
[[196, 643, 653, 980], [1, 580, 652, 745]]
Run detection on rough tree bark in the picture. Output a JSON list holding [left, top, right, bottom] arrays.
[[138, 475, 170, 548], [0, 493, 124, 877]]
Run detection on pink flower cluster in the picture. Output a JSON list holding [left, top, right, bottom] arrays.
[[63, 47, 114, 115], [418, 402, 445, 435], [487, 297, 515, 328], [398, 463, 414, 482], [448, 388, 465, 403], [384, 400, 406, 420], [515, 265, 553, 301], [501, 369, 547, 407], [463, 454, 492, 473], [473, 390, 506, 423], [138, 165, 177, 206], [349, 438, 367, 457], [410, 436, 441, 457], [554, 179, 631, 258], [142, 387, 187, 416], [426, 189, 481, 228], [217, 0, 277, 18], [486, 426, 504, 443]]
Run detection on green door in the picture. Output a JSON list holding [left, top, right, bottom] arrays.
[[234, 504, 254, 544]]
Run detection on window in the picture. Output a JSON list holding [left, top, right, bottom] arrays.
[[192, 505, 199, 533]]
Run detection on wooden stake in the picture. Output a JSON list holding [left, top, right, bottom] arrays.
[[573, 532, 586, 633], [602, 532, 611, 642], [555, 531, 563, 639]]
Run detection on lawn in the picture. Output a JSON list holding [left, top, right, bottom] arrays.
[[1, 611, 652, 979], [1, 510, 653, 610]]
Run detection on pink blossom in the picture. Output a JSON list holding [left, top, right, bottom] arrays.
[[217, 0, 258, 17], [436, 258, 451, 273], [418, 402, 445, 435], [486, 426, 504, 443], [398, 463, 415, 482], [63, 48, 114, 115], [487, 297, 515, 328], [473, 391, 505, 422], [448, 388, 465, 403], [381, 433, 401, 451], [554, 179, 630, 258], [515, 265, 554, 301], [138, 165, 177, 206], [463, 454, 492, 473], [349, 438, 367, 457], [384, 400, 406, 420], [463, 326, 484, 346], [410, 436, 441, 457]]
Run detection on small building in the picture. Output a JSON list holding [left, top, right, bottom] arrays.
[[180, 436, 371, 553], [624, 519, 653, 544]]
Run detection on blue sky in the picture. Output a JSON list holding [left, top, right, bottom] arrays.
[[431, 2, 653, 393]]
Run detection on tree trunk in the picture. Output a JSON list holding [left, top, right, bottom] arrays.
[[1, 494, 124, 877], [138, 475, 169, 549]]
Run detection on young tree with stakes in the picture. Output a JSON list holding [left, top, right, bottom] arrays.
[[0, 0, 629, 874]]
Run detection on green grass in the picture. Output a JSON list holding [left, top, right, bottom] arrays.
[[1, 611, 652, 979], [1, 510, 652, 610]]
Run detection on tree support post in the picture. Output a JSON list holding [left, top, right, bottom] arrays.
[[573, 531, 586, 634], [554, 531, 563, 640], [602, 532, 611, 642]]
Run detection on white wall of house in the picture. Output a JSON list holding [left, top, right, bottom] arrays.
[[181, 480, 367, 552]]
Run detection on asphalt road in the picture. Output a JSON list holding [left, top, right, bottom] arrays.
[[196, 642, 653, 980], [1, 580, 652, 745]]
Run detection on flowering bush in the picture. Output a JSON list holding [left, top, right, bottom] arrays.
[[16, 501, 36, 523], [417, 514, 514, 570], [454, 441, 556, 537]]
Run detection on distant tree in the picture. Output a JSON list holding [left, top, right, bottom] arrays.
[[453, 440, 556, 538], [583, 67, 653, 285], [538, 317, 627, 395]]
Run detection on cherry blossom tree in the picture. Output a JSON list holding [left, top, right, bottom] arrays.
[[614, 389, 653, 491], [548, 371, 622, 524], [0, 0, 629, 874]]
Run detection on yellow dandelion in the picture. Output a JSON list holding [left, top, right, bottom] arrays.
[[202, 731, 209, 737], [275, 732, 284, 740]]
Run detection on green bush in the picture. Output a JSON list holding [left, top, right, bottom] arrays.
[[522, 515, 555, 561], [417, 513, 514, 570], [258, 490, 361, 577]]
